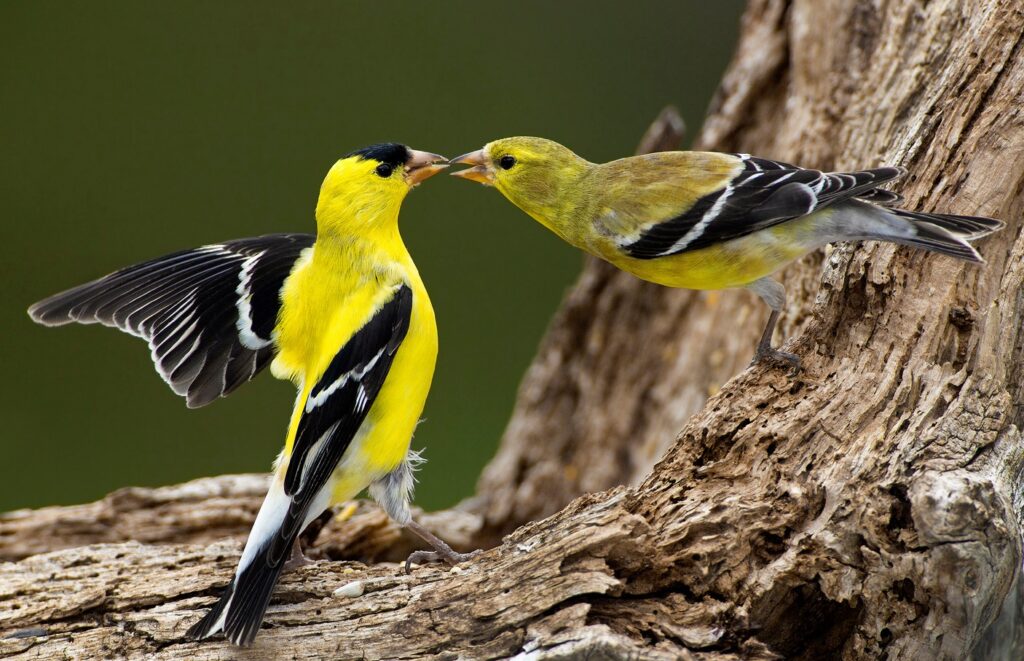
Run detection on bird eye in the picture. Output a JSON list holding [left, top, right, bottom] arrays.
[[375, 163, 393, 178], [498, 155, 517, 170]]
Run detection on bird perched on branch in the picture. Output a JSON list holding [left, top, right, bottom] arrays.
[[28, 143, 477, 646], [451, 137, 1003, 368]]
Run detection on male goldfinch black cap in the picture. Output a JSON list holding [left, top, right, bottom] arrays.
[[29, 144, 477, 646]]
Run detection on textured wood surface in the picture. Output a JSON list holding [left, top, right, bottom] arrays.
[[0, 474, 483, 566], [2, 0, 1023, 658]]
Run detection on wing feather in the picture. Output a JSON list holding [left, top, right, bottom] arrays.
[[186, 283, 417, 646], [28, 233, 314, 407], [283, 284, 412, 498], [269, 283, 412, 568], [621, 155, 905, 259]]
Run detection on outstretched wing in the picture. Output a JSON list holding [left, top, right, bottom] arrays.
[[28, 233, 314, 407], [620, 155, 905, 259], [186, 283, 414, 645]]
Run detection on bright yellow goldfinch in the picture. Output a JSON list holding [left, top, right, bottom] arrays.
[[451, 137, 1003, 366], [28, 143, 475, 646]]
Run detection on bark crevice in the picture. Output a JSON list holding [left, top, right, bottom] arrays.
[[3, 0, 1024, 659]]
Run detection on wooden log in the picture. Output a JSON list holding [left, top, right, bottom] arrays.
[[2, 1, 1023, 658]]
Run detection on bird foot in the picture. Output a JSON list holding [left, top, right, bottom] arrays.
[[403, 519, 482, 573], [751, 346, 802, 373], [404, 548, 482, 574], [283, 541, 316, 572]]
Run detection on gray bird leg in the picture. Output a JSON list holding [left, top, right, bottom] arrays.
[[746, 277, 801, 371], [283, 537, 315, 572], [368, 452, 482, 573], [403, 521, 482, 573], [283, 507, 333, 571]]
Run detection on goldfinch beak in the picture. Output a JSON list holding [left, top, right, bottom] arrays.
[[404, 150, 449, 186], [450, 149, 494, 185]]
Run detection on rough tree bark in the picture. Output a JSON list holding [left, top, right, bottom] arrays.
[[3, 0, 1024, 659]]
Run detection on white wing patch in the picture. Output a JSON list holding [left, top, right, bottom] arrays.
[[29, 233, 315, 408], [355, 385, 370, 413], [235, 250, 273, 350], [304, 348, 385, 413], [652, 183, 735, 257]]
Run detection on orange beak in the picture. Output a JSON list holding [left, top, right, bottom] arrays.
[[404, 149, 449, 187], [450, 149, 494, 185]]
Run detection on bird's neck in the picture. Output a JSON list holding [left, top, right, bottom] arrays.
[[314, 188, 414, 259], [315, 220, 412, 268], [499, 165, 590, 248]]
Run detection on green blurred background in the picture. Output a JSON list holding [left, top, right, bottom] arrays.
[[0, 2, 743, 512]]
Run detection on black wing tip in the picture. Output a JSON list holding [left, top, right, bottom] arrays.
[[845, 165, 905, 178], [185, 390, 220, 409], [26, 302, 49, 325], [26, 233, 316, 408], [856, 188, 904, 206], [27, 294, 63, 323], [26, 302, 75, 327]]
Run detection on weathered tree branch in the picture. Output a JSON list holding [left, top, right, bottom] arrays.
[[3, 0, 1024, 658], [0, 474, 482, 566]]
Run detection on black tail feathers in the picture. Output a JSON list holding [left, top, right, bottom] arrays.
[[186, 555, 288, 647], [186, 577, 236, 642], [887, 208, 1004, 263], [904, 222, 984, 262], [891, 208, 1005, 239]]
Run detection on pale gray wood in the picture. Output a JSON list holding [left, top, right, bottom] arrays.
[[2, 0, 1024, 658]]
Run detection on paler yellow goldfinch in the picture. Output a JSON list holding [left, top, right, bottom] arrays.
[[451, 137, 1003, 367], [28, 143, 477, 646]]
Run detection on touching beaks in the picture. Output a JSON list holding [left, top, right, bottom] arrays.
[[404, 149, 449, 186], [450, 149, 494, 185]]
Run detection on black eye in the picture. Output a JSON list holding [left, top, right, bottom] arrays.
[[375, 163, 393, 178], [498, 155, 516, 170]]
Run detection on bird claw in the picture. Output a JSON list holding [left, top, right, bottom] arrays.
[[404, 548, 482, 574], [283, 541, 316, 572], [751, 346, 802, 374]]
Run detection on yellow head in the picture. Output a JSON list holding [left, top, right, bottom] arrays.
[[316, 143, 447, 236], [449, 137, 590, 231]]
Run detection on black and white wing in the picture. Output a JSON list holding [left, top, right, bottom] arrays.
[[28, 233, 314, 407], [256, 284, 414, 586], [621, 155, 905, 259], [186, 283, 413, 646], [282, 284, 413, 507]]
